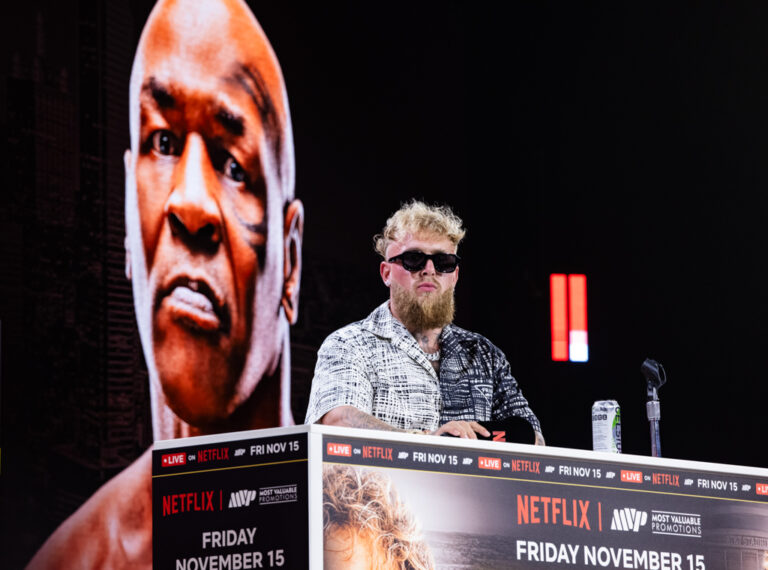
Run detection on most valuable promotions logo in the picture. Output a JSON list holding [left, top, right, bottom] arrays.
[[650, 511, 702, 538], [229, 490, 257, 508], [610, 508, 648, 532]]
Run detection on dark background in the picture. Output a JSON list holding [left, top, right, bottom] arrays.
[[3, 1, 768, 566]]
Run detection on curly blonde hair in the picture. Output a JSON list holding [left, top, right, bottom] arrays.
[[323, 464, 434, 570], [373, 200, 466, 258]]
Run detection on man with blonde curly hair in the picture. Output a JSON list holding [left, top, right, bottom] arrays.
[[323, 464, 434, 569], [305, 200, 543, 442]]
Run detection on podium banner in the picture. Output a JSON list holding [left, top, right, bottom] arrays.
[[152, 431, 309, 569], [322, 433, 768, 570]]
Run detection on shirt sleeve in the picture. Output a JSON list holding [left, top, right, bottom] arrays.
[[491, 346, 543, 434], [303, 329, 374, 424]]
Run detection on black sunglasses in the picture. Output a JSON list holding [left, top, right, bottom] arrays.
[[387, 250, 461, 273]]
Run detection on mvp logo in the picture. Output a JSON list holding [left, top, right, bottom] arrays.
[[611, 508, 648, 532], [228, 490, 257, 508]]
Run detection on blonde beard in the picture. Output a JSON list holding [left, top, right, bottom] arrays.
[[391, 282, 455, 332]]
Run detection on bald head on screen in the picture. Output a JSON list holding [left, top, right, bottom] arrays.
[[29, 2, 302, 566], [124, 0, 303, 438]]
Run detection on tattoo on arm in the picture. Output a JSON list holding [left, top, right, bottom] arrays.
[[339, 407, 402, 432]]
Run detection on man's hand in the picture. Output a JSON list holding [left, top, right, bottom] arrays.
[[430, 421, 490, 439], [534, 431, 546, 446]]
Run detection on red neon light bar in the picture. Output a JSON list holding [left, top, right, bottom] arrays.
[[550, 274, 568, 361], [550, 273, 588, 362]]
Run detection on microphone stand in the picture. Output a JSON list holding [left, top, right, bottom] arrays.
[[641, 358, 666, 458], [646, 386, 662, 458]]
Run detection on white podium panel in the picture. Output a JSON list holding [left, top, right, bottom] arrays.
[[153, 425, 768, 569]]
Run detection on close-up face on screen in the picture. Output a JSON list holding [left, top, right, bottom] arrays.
[[124, 0, 294, 425]]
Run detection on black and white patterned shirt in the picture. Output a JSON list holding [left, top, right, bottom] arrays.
[[304, 301, 541, 434]]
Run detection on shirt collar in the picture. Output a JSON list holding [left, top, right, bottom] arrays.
[[362, 301, 406, 340]]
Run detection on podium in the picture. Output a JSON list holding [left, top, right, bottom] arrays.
[[153, 425, 768, 569]]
